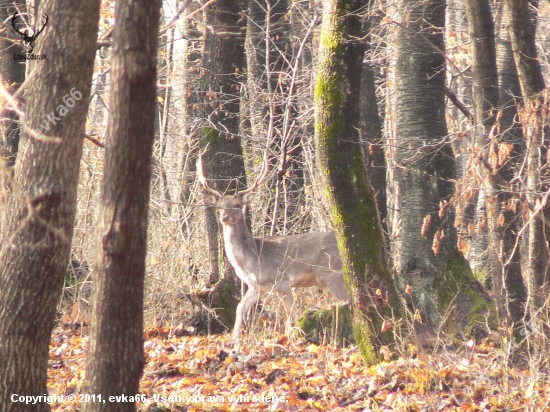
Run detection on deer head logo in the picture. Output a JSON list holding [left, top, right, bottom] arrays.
[[11, 12, 49, 54]]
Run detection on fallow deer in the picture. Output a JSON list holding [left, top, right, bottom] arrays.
[[197, 153, 348, 340]]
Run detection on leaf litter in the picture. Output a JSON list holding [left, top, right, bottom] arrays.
[[48, 324, 550, 411]]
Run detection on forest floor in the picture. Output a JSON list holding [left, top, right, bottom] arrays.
[[48, 321, 550, 412]]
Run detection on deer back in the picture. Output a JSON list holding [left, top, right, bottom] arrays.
[[253, 231, 341, 286], [204, 193, 342, 291]]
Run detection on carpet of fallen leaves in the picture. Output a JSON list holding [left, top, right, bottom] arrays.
[[48, 324, 550, 411]]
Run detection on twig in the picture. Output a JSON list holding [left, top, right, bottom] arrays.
[[444, 86, 474, 121], [85, 134, 104, 148]]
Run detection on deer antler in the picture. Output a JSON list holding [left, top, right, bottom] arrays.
[[197, 148, 270, 197], [33, 14, 48, 38], [196, 149, 222, 197], [237, 151, 270, 196], [11, 12, 25, 36]]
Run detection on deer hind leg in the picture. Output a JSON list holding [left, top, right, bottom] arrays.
[[318, 271, 348, 301], [232, 286, 260, 340]]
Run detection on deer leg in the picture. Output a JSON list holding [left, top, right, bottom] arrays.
[[232, 286, 260, 340], [318, 271, 348, 301], [279, 284, 296, 336]]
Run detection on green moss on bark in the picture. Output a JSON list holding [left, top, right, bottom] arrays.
[[297, 306, 354, 346], [202, 126, 220, 144], [215, 278, 239, 330], [314, 0, 403, 366], [433, 252, 497, 339]]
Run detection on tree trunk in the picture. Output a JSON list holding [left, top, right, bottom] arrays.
[[393, 0, 495, 336], [505, 0, 549, 341], [360, 47, 387, 232], [464, 0, 513, 324], [157, 24, 174, 213], [505, 0, 545, 99], [315, 0, 403, 365], [83, 1, 160, 410], [492, 0, 526, 325], [198, 0, 247, 334], [0, 0, 100, 410], [0, 1, 26, 166]]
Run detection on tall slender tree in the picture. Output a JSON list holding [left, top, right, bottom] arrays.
[[83, 0, 160, 410], [359, 9, 386, 231], [494, 0, 526, 325], [505, 0, 549, 339], [464, 0, 509, 322], [198, 0, 247, 333]]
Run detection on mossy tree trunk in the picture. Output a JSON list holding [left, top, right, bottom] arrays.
[[197, 0, 247, 334], [83, 1, 160, 410], [315, 0, 403, 365]]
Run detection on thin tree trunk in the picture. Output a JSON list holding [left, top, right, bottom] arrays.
[[83, 1, 160, 410], [464, 0, 511, 324], [493, 0, 526, 325], [505, 0, 549, 339], [360, 55, 387, 232], [198, 0, 247, 333]]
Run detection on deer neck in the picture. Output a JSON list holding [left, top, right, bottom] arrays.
[[222, 219, 257, 278]]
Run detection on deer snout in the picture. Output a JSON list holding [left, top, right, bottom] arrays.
[[221, 213, 231, 223]]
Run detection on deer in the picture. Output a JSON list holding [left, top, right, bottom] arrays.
[[197, 152, 348, 340]]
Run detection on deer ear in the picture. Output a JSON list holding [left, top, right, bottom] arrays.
[[241, 193, 252, 205], [202, 194, 218, 206]]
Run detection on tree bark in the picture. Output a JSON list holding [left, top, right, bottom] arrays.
[[0, 0, 100, 410], [464, 0, 512, 323], [393, 0, 495, 336], [505, 0, 545, 99], [464, 0, 499, 129], [360, 45, 387, 232], [83, 1, 160, 410], [505, 0, 549, 338], [198, 0, 247, 333], [315, 0, 403, 365], [491, 0, 526, 325], [394, 0, 453, 326]]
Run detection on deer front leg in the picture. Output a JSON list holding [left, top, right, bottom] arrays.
[[232, 286, 260, 340], [279, 283, 296, 336]]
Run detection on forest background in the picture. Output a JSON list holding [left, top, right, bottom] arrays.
[[1, 0, 550, 410]]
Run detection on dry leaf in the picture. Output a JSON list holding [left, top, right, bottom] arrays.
[[421, 214, 432, 237]]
